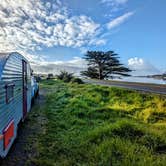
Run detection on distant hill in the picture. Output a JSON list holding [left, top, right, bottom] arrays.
[[146, 73, 166, 80]]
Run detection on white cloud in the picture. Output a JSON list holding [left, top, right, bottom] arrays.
[[31, 56, 162, 76], [0, 0, 134, 72], [101, 0, 128, 5], [107, 11, 134, 29], [31, 57, 87, 75], [0, 0, 103, 61], [128, 57, 144, 66], [101, 0, 129, 13], [128, 57, 160, 75]]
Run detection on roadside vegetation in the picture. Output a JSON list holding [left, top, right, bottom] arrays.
[[30, 79, 166, 166], [56, 70, 84, 84]]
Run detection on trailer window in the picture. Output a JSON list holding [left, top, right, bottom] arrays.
[[5, 84, 14, 103]]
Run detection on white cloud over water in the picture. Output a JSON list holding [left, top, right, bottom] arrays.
[[128, 57, 161, 75]]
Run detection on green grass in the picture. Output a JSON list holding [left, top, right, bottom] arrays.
[[31, 79, 166, 166]]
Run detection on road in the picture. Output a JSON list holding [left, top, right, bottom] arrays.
[[83, 79, 166, 95]]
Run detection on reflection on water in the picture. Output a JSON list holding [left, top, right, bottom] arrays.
[[113, 77, 166, 85]]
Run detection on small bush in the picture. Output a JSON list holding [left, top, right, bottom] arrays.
[[71, 77, 84, 84], [56, 71, 74, 82]]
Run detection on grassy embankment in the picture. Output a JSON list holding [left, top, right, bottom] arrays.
[[31, 79, 166, 166]]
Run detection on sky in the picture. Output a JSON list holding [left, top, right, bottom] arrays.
[[0, 0, 166, 75]]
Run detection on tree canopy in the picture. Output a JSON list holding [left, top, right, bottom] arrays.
[[81, 51, 131, 80]]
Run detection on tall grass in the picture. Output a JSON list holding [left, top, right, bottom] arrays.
[[31, 79, 166, 166]]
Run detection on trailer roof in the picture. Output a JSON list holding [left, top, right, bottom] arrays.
[[0, 53, 11, 76], [0, 52, 27, 80]]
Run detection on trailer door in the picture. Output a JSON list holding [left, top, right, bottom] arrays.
[[22, 60, 27, 119]]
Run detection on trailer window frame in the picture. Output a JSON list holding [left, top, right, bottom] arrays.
[[5, 83, 15, 104]]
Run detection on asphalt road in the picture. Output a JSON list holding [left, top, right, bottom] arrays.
[[83, 79, 166, 95]]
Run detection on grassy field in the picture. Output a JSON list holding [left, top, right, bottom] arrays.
[[30, 79, 166, 166]]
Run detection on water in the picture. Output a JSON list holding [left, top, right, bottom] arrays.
[[113, 77, 166, 85]]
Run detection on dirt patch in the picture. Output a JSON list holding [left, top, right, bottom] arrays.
[[0, 89, 47, 166]]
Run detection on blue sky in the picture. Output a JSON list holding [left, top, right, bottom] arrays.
[[0, 0, 165, 75]]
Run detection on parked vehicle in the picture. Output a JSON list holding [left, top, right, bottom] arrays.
[[0, 52, 38, 158], [31, 76, 39, 100]]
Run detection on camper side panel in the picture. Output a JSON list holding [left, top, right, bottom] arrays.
[[0, 53, 31, 157], [0, 81, 7, 157]]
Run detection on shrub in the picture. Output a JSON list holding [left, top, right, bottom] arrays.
[[56, 71, 74, 82], [71, 77, 84, 84]]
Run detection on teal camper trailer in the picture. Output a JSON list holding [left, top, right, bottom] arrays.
[[0, 52, 37, 158]]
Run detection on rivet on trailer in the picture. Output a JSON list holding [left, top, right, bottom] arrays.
[[0, 52, 39, 158]]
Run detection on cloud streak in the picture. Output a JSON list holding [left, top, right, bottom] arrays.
[[101, 0, 128, 5], [107, 11, 134, 29]]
